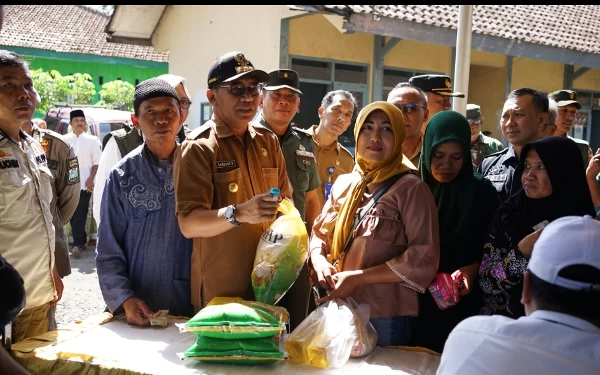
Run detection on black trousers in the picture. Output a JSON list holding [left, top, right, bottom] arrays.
[[70, 190, 91, 247]]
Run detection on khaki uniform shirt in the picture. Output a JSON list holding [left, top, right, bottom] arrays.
[[173, 119, 292, 308], [307, 125, 354, 207], [471, 132, 505, 171], [259, 117, 320, 221], [32, 125, 80, 278], [405, 134, 424, 170], [0, 129, 56, 309]]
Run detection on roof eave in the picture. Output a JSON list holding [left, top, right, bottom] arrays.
[[105, 5, 165, 47], [344, 12, 600, 70]]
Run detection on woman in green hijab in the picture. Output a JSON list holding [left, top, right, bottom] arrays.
[[409, 111, 501, 353]]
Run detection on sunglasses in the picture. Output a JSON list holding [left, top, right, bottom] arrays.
[[395, 103, 427, 114], [217, 83, 262, 97]]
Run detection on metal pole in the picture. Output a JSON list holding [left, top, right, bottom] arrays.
[[452, 5, 473, 116]]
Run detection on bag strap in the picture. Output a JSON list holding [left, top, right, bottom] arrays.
[[339, 171, 410, 257]]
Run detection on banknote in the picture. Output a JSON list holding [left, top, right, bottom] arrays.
[[150, 310, 169, 328]]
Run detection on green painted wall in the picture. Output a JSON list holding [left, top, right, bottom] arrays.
[[0, 46, 168, 117]]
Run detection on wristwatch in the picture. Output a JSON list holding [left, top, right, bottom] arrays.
[[224, 204, 242, 226]]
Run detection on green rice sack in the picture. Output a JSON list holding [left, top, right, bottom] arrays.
[[184, 335, 284, 360], [184, 300, 288, 339]]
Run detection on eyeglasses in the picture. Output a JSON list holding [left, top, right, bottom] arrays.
[[180, 100, 192, 110], [217, 83, 262, 97], [395, 103, 426, 114], [268, 91, 299, 102]]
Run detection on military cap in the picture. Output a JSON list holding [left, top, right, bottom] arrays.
[[263, 69, 302, 94], [207, 51, 269, 89], [548, 89, 581, 109], [409, 74, 465, 98], [466, 104, 482, 121]]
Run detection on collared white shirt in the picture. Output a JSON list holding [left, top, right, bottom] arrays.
[[93, 136, 122, 225], [437, 310, 600, 375], [64, 132, 101, 190]]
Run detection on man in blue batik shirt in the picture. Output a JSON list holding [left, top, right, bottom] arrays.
[[96, 78, 193, 326]]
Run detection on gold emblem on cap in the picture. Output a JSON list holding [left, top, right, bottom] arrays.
[[229, 183, 238, 193], [234, 53, 254, 74], [445, 79, 452, 88], [569, 92, 575, 100], [284, 72, 289, 78], [299, 144, 305, 151], [262, 148, 268, 156]]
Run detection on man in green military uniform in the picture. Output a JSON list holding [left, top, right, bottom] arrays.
[[466, 103, 504, 171], [548, 89, 593, 168], [259, 68, 321, 331], [259, 69, 321, 230]]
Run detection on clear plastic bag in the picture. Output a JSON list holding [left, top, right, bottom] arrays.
[[345, 297, 378, 358], [285, 298, 358, 369], [252, 198, 309, 305]]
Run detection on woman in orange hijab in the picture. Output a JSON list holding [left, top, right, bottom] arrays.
[[308, 101, 440, 346]]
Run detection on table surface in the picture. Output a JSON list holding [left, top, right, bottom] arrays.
[[11, 314, 440, 375]]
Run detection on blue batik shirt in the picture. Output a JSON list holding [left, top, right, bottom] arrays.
[[96, 144, 193, 317]]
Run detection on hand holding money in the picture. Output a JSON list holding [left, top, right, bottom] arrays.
[[150, 310, 169, 328]]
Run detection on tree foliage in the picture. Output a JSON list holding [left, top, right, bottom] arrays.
[[97, 80, 135, 111], [31, 68, 134, 114]]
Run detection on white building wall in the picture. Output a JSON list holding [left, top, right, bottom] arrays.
[[152, 5, 303, 129]]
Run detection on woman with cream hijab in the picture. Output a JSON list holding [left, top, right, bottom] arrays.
[[309, 101, 440, 346]]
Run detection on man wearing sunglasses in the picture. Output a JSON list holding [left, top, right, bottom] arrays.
[[387, 82, 429, 169], [467, 104, 504, 171], [409, 74, 465, 135], [173, 51, 293, 312], [258, 69, 320, 331], [93, 74, 192, 227]]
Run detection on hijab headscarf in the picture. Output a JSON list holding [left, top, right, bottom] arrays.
[[419, 111, 491, 271], [508, 136, 596, 241], [419, 111, 476, 240], [329, 101, 416, 263]]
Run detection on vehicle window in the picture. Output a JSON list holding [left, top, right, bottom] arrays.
[[99, 122, 128, 144]]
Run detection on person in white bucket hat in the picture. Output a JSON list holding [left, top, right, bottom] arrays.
[[437, 215, 600, 375]]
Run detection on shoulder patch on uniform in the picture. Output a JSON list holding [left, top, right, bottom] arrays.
[[188, 124, 211, 140], [66, 157, 80, 185]]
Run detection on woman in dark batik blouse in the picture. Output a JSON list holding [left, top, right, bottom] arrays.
[[479, 137, 595, 318]]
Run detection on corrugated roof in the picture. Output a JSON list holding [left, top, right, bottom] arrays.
[[324, 5, 600, 54], [0, 5, 168, 62]]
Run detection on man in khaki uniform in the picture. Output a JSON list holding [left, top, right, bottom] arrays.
[[548, 89, 593, 168], [307, 90, 357, 207], [173, 51, 292, 311], [409, 74, 465, 135], [387, 82, 429, 169], [0, 50, 62, 342], [22, 114, 80, 330], [466, 104, 505, 171]]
